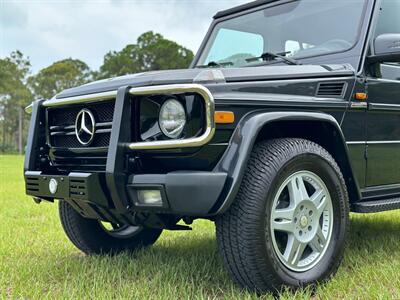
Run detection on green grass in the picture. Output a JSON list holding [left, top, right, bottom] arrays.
[[1, 155, 399, 299]]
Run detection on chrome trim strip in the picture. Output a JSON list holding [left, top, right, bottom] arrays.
[[368, 141, 400, 145], [350, 102, 367, 109], [347, 141, 400, 145], [372, 78, 400, 84], [369, 103, 400, 111], [43, 90, 118, 107], [215, 97, 348, 109], [346, 141, 366, 145], [127, 84, 215, 150], [361, 183, 400, 193]]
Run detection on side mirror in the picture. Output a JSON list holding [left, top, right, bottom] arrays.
[[368, 34, 400, 63]]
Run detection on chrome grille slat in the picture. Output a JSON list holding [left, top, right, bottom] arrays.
[[49, 125, 75, 131], [50, 127, 112, 136], [50, 131, 76, 136], [49, 121, 112, 132]]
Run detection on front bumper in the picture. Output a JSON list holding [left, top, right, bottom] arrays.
[[25, 170, 227, 219], [24, 85, 227, 223]]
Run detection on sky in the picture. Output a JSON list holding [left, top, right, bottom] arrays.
[[0, 0, 248, 74]]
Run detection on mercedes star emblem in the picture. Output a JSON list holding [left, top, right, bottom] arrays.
[[75, 109, 96, 146]]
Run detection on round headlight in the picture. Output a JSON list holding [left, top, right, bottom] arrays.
[[159, 99, 186, 139]]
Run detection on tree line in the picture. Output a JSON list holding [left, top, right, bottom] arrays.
[[0, 31, 194, 153]]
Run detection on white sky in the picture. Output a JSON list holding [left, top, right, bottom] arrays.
[[0, 0, 248, 74]]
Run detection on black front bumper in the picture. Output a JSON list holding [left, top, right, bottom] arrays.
[[24, 87, 228, 223], [25, 170, 227, 219]]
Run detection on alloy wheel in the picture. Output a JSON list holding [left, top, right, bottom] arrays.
[[270, 171, 334, 272]]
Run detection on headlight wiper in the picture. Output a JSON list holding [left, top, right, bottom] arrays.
[[196, 61, 234, 68], [246, 51, 301, 65]]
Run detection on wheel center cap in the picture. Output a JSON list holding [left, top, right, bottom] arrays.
[[300, 215, 308, 228]]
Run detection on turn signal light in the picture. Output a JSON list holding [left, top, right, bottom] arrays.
[[355, 93, 368, 101], [215, 111, 235, 124]]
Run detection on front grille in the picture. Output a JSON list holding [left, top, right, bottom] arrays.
[[47, 100, 115, 172], [47, 100, 115, 148]]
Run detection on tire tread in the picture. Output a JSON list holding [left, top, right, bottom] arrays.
[[216, 138, 349, 292]]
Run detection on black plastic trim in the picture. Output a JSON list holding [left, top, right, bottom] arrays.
[[352, 198, 400, 213], [361, 183, 400, 201], [105, 86, 132, 212], [211, 111, 359, 214], [24, 99, 45, 172], [24, 171, 110, 208], [214, 0, 278, 19], [128, 172, 227, 215]]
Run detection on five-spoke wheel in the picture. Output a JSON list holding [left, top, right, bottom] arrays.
[[271, 171, 333, 272]]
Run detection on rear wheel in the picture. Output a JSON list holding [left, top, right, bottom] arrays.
[[216, 138, 349, 292], [59, 201, 162, 255]]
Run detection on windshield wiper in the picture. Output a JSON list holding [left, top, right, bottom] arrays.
[[246, 51, 301, 65], [196, 61, 234, 68]]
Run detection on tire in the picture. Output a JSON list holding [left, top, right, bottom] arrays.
[[216, 138, 349, 293], [59, 201, 162, 255]]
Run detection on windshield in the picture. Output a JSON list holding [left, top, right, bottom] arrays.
[[196, 0, 366, 68]]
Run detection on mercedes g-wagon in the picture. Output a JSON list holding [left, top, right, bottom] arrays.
[[24, 0, 400, 293]]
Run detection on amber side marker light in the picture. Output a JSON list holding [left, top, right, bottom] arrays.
[[355, 93, 368, 101], [215, 111, 235, 124]]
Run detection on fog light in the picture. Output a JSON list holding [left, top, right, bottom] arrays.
[[137, 190, 163, 206]]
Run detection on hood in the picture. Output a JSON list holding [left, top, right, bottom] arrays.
[[55, 64, 355, 99]]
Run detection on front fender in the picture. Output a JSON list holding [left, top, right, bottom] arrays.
[[210, 110, 354, 215]]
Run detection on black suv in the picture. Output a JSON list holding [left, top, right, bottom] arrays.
[[24, 0, 400, 293]]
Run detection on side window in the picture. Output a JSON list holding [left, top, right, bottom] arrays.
[[373, 0, 400, 80]]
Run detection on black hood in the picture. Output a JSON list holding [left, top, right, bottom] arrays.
[[55, 64, 355, 99]]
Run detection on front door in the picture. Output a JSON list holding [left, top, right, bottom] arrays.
[[365, 0, 400, 187], [366, 68, 400, 186]]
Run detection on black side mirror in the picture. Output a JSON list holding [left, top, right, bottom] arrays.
[[368, 34, 400, 63]]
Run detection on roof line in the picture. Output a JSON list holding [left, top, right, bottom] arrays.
[[213, 0, 278, 19]]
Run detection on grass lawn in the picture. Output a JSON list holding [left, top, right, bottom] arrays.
[[1, 155, 400, 299]]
